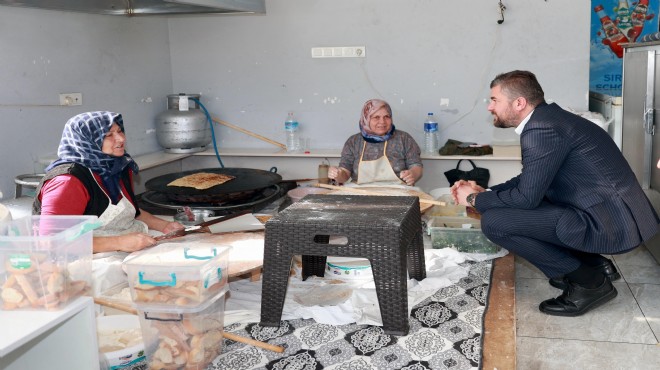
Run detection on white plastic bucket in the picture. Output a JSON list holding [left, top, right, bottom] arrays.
[[97, 315, 146, 370], [326, 257, 373, 280]]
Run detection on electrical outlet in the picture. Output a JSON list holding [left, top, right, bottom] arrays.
[[59, 93, 83, 106]]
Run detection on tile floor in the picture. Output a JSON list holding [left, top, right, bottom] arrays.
[[514, 245, 660, 369]]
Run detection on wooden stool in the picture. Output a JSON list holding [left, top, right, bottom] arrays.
[[259, 194, 426, 336]]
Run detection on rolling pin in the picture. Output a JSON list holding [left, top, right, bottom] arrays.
[[93, 297, 285, 353], [212, 117, 287, 150], [314, 183, 447, 206]]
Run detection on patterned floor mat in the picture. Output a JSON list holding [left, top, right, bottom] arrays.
[[211, 260, 493, 370]]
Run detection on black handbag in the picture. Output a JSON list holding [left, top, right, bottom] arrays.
[[444, 159, 490, 188]]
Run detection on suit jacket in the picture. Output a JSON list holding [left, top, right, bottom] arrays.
[[475, 103, 659, 253]]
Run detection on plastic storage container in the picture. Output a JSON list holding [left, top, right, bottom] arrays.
[[423, 113, 439, 155], [0, 215, 99, 310], [426, 194, 467, 217], [98, 282, 135, 313], [427, 216, 500, 253], [138, 293, 226, 370], [124, 243, 231, 308]]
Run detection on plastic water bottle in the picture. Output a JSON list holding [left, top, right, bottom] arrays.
[[285, 112, 301, 152], [423, 112, 439, 155]]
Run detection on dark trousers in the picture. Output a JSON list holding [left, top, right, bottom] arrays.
[[480, 202, 596, 278]]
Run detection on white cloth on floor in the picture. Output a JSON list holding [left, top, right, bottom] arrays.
[[224, 247, 507, 327]]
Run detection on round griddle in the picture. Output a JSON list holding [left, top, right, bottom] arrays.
[[140, 184, 282, 212], [145, 167, 282, 203]]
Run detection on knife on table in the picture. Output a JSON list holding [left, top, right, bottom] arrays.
[[154, 209, 252, 242]]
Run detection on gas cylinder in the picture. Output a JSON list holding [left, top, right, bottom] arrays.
[[155, 93, 211, 153]]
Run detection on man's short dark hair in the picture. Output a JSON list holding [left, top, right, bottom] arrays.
[[490, 70, 545, 107]]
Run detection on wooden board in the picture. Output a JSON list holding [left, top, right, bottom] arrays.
[[328, 186, 435, 213], [482, 253, 516, 369]]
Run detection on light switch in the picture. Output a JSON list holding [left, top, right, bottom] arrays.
[[311, 46, 366, 58]]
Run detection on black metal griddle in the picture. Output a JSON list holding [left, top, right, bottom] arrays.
[[145, 167, 282, 204]]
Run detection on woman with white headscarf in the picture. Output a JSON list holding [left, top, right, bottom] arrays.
[[33, 111, 184, 253], [328, 99, 423, 186]]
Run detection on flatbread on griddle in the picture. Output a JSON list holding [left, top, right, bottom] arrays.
[[167, 172, 235, 190]]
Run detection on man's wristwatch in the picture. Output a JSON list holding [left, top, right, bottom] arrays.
[[466, 193, 477, 207]]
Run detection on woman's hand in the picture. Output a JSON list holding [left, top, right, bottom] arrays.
[[93, 233, 157, 253], [400, 166, 423, 186], [137, 209, 184, 234], [328, 166, 350, 183], [118, 233, 157, 252], [161, 221, 185, 235], [399, 170, 415, 186]]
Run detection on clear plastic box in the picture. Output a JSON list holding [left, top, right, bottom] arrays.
[[0, 215, 99, 310], [427, 216, 500, 253], [426, 194, 468, 217], [138, 292, 226, 370], [97, 282, 135, 313], [124, 243, 231, 308]]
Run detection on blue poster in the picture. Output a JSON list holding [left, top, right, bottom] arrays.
[[590, 0, 659, 96]]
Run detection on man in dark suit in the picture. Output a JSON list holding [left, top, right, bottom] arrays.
[[452, 70, 659, 316]]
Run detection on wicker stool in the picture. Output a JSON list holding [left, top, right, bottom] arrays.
[[260, 194, 426, 336]]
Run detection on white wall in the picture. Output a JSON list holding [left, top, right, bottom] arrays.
[[0, 7, 172, 198], [0, 0, 590, 199], [168, 0, 590, 151]]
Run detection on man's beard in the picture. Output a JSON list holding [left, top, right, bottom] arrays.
[[492, 108, 517, 128]]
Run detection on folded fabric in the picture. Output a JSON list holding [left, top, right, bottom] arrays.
[[439, 139, 493, 156]]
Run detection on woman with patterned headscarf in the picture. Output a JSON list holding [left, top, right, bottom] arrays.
[[328, 99, 423, 186], [34, 111, 184, 255]]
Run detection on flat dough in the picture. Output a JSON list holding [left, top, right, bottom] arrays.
[[167, 172, 235, 190]]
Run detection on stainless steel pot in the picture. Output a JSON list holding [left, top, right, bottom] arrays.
[[155, 93, 211, 153], [173, 208, 214, 225]]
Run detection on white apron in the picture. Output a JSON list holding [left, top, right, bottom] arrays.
[[94, 195, 147, 236], [91, 174, 148, 297], [357, 141, 405, 186]]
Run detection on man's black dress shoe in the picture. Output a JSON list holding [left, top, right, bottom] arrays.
[[549, 259, 621, 290], [539, 278, 617, 316]]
